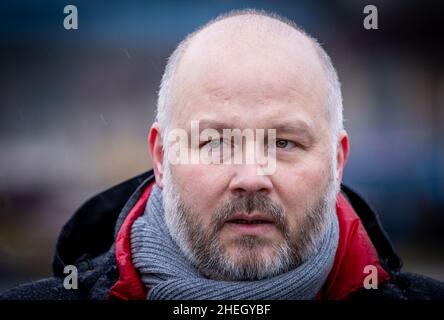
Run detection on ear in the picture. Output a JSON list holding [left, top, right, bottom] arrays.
[[148, 122, 165, 189], [335, 129, 349, 184]]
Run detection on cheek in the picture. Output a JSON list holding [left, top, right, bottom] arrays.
[[171, 164, 231, 219], [272, 157, 331, 221]]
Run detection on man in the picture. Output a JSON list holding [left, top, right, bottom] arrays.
[[2, 9, 443, 300]]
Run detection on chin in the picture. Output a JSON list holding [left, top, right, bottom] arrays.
[[225, 242, 277, 264]]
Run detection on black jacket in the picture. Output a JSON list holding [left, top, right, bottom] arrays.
[[1, 170, 444, 300]]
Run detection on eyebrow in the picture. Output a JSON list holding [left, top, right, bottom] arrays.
[[271, 120, 312, 134], [194, 119, 233, 133], [270, 120, 316, 145], [190, 118, 315, 143]]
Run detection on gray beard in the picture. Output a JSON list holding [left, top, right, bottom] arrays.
[[162, 162, 338, 281]]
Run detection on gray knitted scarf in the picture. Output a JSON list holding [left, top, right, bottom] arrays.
[[130, 185, 339, 300]]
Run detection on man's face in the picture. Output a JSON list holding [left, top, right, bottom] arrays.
[[155, 22, 342, 280]]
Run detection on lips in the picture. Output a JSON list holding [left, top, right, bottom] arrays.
[[226, 212, 274, 224], [228, 219, 271, 224], [224, 212, 275, 235]]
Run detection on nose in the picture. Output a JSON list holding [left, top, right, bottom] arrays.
[[228, 164, 273, 197]]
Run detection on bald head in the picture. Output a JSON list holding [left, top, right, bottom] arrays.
[[156, 9, 343, 143]]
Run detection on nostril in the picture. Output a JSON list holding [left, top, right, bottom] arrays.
[[231, 187, 269, 198], [231, 188, 247, 197]]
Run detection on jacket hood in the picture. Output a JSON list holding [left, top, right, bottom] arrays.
[[52, 171, 153, 276]]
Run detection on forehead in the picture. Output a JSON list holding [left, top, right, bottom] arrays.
[[169, 18, 329, 130]]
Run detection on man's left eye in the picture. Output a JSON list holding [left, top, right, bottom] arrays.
[[276, 139, 296, 149]]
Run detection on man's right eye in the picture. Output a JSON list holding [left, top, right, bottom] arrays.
[[275, 139, 297, 150], [200, 138, 224, 149], [208, 139, 223, 148]]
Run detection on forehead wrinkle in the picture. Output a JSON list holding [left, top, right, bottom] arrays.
[[175, 54, 327, 121], [198, 71, 312, 114]]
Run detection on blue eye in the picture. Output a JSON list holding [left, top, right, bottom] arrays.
[[201, 138, 226, 150], [276, 139, 296, 149], [208, 139, 223, 148]]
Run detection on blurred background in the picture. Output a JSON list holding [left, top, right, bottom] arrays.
[[0, 0, 443, 290]]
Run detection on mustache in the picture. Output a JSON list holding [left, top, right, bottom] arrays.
[[211, 193, 287, 234]]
